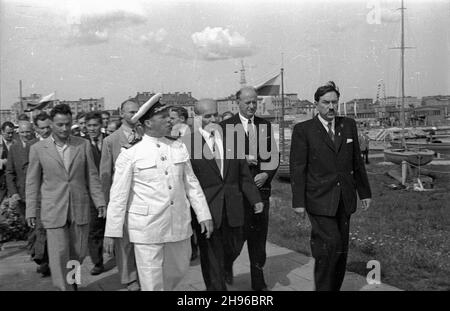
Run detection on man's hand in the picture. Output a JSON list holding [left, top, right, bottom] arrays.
[[254, 173, 269, 188], [199, 219, 214, 239], [254, 202, 264, 214], [103, 237, 115, 255], [26, 217, 36, 228], [360, 198, 372, 211], [10, 193, 21, 203], [245, 155, 258, 166], [293, 207, 306, 219], [97, 206, 106, 218]]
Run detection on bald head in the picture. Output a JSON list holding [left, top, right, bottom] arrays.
[[236, 86, 258, 119], [18, 121, 34, 143], [195, 98, 218, 129]]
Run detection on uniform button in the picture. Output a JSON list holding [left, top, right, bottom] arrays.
[[170, 201, 174, 205], [337, 182, 341, 186], [161, 156, 165, 161], [165, 171, 168, 175], [156, 144, 160, 148], [168, 185, 172, 190]]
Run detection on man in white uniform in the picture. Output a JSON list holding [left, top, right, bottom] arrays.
[[103, 94, 213, 291]]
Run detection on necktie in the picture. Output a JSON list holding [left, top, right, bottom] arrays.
[[327, 122, 335, 143], [247, 119, 257, 159], [128, 129, 141, 145], [92, 137, 100, 152], [210, 132, 222, 176]]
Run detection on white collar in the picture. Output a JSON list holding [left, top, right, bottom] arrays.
[[239, 113, 255, 125], [318, 114, 335, 131]]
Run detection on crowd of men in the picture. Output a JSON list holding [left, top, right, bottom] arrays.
[[0, 82, 372, 291]]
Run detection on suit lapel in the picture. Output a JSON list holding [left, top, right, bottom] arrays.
[[118, 127, 131, 148], [201, 136, 222, 178], [313, 116, 336, 152], [43, 139, 66, 170], [68, 138, 82, 172], [334, 117, 344, 153]]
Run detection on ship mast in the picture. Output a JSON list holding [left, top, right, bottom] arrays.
[[400, 0, 405, 145]]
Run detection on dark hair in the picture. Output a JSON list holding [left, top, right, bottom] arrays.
[[101, 111, 111, 117], [50, 104, 72, 120], [170, 106, 188, 121], [120, 98, 139, 110], [139, 103, 169, 124], [76, 112, 86, 121], [33, 112, 51, 125], [314, 81, 340, 102], [1, 121, 15, 131], [109, 119, 122, 129], [18, 113, 30, 121], [85, 111, 102, 124]]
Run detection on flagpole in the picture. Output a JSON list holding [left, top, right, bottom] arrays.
[[280, 60, 285, 162], [19, 80, 23, 115]]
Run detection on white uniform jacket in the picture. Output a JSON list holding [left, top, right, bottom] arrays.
[[104, 135, 212, 244]]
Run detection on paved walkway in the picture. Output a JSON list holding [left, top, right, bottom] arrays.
[[0, 240, 400, 291]]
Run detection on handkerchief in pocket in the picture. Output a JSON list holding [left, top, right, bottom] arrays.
[[346, 138, 353, 143]]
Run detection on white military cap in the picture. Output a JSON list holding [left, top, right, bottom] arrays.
[[131, 93, 165, 123]]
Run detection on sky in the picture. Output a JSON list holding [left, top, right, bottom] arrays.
[[1, 0, 449, 110]]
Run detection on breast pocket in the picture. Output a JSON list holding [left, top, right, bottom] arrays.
[[172, 155, 188, 176], [135, 159, 159, 182]]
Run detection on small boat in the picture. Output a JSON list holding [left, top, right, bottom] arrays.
[[382, 0, 436, 168], [383, 148, 435, 166], [390, 140, 450, 155]]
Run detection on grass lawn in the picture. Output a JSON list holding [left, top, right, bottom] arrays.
[[268, 158, 450, 291]]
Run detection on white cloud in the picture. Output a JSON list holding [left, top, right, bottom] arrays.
[[191, 27, 254, 61], [64, 0, 147, 46], [140, 29, 168, 44]]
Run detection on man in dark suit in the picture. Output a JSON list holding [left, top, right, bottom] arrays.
[[220, 86, 279, 291], [1, 121, 16, 205], [6, 121, 50, 276], [6, 121, 36, 221], [185, 99, 263, 291], [84, 111, 107, 275], [290, 81, 372, 291]]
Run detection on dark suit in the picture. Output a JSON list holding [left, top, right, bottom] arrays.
[[5, 138, 49, 268], [290, 115, 371, 291], [186, 131, 261, 290], [84, 134, 106, 267], [0, 138, 15, 203], [220, 114, 279, 290]]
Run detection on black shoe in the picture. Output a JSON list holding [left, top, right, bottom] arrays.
[[72, 284, 78, 291], [224, 268, 233, 285], [40, 264, 51, 277], [90, 264, 104, 275], [190, 251, 198, 261]]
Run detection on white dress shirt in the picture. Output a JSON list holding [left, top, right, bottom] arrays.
[[318, 114, 335, 135], [198, 127, 224, 177], [238, 113, 255, 134]]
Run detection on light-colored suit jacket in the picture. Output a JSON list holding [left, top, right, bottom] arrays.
[[25, 135, 106, 229], [104, 135, 212, 244], [100, 125, 134, 205]]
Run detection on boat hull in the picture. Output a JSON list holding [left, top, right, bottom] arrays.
[[383, 148, 434, 166]]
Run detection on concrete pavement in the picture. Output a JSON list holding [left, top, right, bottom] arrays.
[[0, 240, 400, 291]]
